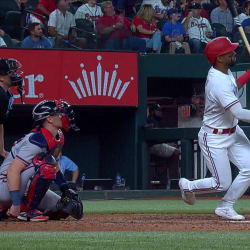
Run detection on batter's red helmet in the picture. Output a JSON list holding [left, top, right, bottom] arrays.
[[204, 37, 239, 65]]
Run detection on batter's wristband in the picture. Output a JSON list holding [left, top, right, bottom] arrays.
[[9, 190, 21, 206]]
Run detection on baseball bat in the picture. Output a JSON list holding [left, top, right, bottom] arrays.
[[226, 0, 250, 55]]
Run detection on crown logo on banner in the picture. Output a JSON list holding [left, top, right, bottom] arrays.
[[64, 55, 134, 100]]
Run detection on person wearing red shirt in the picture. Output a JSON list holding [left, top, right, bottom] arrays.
[[96, 1, 146, 51], [133, 4, 162, 53], [33, 0, 57, 23]]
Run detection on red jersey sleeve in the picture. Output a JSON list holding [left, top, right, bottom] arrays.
[[133, 17, 143, 27], [40, 0, 49, 7]]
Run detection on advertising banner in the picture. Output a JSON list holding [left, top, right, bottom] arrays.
[[0, 49, 138, 106]]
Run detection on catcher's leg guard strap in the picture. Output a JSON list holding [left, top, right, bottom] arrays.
[[24, 163, 56, 211]]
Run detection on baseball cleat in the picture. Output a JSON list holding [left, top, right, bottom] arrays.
[[215, 207, 245, 220], [179, 178, 196, 205], [17, 210, 49, 222]]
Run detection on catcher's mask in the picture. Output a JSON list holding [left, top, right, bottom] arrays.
[[32, 99, 80, 132], [0, 58, 24, 103]]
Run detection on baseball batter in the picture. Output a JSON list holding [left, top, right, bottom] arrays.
[[0, 99, 83, 221], [179, 37, 250, 220]]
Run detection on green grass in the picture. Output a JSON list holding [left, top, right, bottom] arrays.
[[83, 199, 250, 215], [1, 200, 250, 249], [0, 231, 250, 250]]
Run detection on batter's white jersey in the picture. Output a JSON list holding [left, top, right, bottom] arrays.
[[203, 67, 239, 129], [181, 66, 250, 208], [182, 16, 212, 43]]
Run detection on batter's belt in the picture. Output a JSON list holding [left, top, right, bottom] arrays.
[[203, 125, 236, 135]]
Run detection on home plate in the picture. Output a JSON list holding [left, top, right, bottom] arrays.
[[228, 220, 250, 223]]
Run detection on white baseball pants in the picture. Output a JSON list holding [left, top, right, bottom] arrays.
[[184, 125, 250, 205]]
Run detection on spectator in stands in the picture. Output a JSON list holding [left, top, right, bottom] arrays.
[[32, 0, 57, 24], [58, 153, 79, 183], [180, 0, 189, 13], [0, 38, 6, 48], [242, 17, 250, 32], [153, 0, 175, 30], [238, 0, 250, 23], [96, 1, 146, 51], [48, 0, 87, 48], [21, 22, 52, 48], [154, 0, 173, 17], [143, 0, 174, 19], [0, 30, 7, 48], [0, 28, 19, 48], [183, 0, 210, 19], [15, 0, 28, 9], [133, 4, 162, 53], [182, 2, 212, 53], [112, 0, 137, 18], [210, 0, 234, 33], [75, 0, 103, 30], [74, 0, 102, 48], [163, 8, 191, 53]]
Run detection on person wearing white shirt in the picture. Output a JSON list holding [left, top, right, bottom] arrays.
[[179, 37, 250, 220], [210, 0, 233, 33], [182, 2, 212, 53], [237, 0, 250, 23], [0, 29, 7, 48], [75, 0, 103, 30], [142, 0, 174, 18], [0, 38, 6, 48], [48, 0, 86, 48]]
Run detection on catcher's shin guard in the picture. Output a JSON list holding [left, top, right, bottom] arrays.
[[22, 154, 57, 211]]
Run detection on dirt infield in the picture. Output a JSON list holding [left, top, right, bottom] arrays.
[[1, 214, 250, 232]]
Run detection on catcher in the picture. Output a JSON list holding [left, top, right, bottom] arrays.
[[0, 99, 83, 221]]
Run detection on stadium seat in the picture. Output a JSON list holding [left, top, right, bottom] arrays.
[[211, 23, 228, 37], [3, 11, 22, 40], [75, 19, 99, 49], [232, 31, 250, 63], [0, 0, 19, 24]]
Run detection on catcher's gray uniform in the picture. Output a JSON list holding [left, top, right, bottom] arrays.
[[0, 131, 60, 212]]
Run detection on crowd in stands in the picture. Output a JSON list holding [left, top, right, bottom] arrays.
[[0, 0, 249, 53]]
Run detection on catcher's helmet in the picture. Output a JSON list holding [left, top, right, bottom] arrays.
[[204, 37, 239, 65], [0, 58, 23, 87], [32, 99, 79, 132]]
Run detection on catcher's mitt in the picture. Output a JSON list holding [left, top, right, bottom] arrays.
[[56, 183, 83, 220]]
